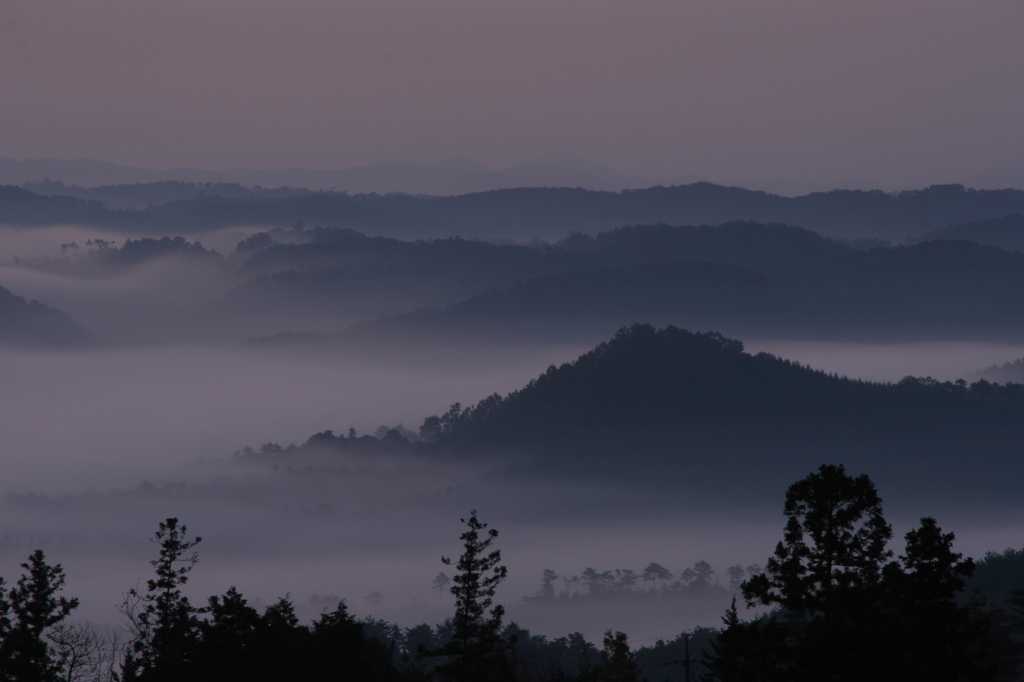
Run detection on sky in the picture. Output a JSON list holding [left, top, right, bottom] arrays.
[[2, 0, 1024, 187]]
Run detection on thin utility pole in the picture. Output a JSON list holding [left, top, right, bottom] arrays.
[[661, 633, 697, 682]]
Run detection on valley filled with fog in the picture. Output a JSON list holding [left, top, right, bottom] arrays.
[[0, 341, 765, 641], [3, 183, 1024, 655], [6, 339, 1024, 643]]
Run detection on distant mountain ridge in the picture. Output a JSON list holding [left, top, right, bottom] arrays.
[[0, 154, 671, 195], [8, 182, 1024, 241]]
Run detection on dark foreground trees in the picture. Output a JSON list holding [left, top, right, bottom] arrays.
[[432, 510, 513, 682], [121, 518, 204, 681], [118, 517, 420, 682], [5, 494, 1023, 682], [0, 550, 80, 682], [706, 464, 1008, 682]]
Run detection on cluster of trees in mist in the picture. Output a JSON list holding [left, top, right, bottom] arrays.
[[977, 356, 1024, 384], [4, 467, 1024, 682], [521, 560, 756, 605], [38, 237, 219, 277]]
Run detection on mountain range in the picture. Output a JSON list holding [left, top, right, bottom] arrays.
[[1, 154, 676, 198], [9, 181, 1024, 241]]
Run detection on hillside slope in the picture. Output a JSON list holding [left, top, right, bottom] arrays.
[[0, 286, 92, 348], [422, 325, 1024, 506]]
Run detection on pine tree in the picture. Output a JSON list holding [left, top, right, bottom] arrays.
[[594, 630, 641, 682], [121, 518, 203, 682], [435, 511, 511, 682], [0, 550, 78, 682], [742, 463, 892, 616]]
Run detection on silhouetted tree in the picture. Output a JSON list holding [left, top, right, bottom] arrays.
[[709, 466, 1015, 681], [725, 565, 746, 593], [190, 587, 262, 681], [434, 510, 511, 682], [121, 518, 203, 682], [309, 600, 398, 681], [593, 630, 641, 682], [878, 517, 989, 681], [641, 563, 672, 592], [0, 550, 79, 682], [613, 569, 638, 592], [47, 620, 119, 682], [742, 464, 892, 616], [432, 572, 450, 607], [684, 561, 715, 593], [581, 568, 614, 596], [537, 569, 559, 601], [704, 598, 788, 682], [732, 465, 892, 678]]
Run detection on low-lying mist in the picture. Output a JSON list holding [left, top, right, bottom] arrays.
[[744, 338, 1024, 383], [3, 340, 1023, 643]]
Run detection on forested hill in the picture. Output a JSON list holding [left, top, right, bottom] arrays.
[[0, 286, 92, 348], [0, 185, 129, 229], [8, 181, 1024, 240], [917, 213, 1024, 253], [327, 231, 1024, 344], [420, 325, 1024, 506]]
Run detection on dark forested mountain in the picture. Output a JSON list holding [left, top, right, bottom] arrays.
[[408, 325, 1024, 507], [326, 261, 795, 347], [8, 181, 1024, 241], [917, 213, 1024, 253], [0, 185, 130, 229], [200, 233, 567, 335], [308, 231, 1024, 345], [213, 221, 849, 341], [554, 221, 858, 279], [0, 285, 92, 348]]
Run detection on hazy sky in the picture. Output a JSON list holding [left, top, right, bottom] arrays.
[[2, 0, 1024, 186]]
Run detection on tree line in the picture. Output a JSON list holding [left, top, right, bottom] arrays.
[[3, 466, 1024, 681], [708, 465, 1024, 681], [522, 560, 759, 604]]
